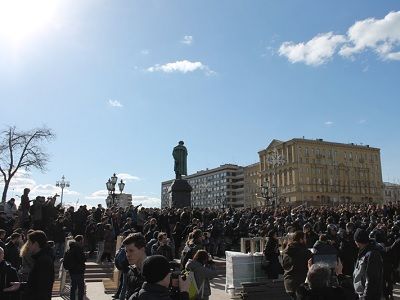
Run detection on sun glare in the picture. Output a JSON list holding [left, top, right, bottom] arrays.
[[0, 0, 58, 43]]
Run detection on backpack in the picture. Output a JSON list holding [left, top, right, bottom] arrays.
[[115, 247, 127, 271], [63, 250, 73, 270], [182, 270, 205, 300]]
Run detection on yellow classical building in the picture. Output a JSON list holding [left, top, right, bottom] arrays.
[[258, 138, 383, 206]]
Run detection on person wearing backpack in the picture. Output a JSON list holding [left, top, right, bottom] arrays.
[[113, 243, 130, 300], [63, 235, 86, 300], [185, 250, 217, 300]]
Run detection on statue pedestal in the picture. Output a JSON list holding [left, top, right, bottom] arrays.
[[170, 179, 192, 208]]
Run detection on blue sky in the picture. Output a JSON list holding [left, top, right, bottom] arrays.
[[0, 0, 399, 208]]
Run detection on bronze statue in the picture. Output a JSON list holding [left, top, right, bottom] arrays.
[[172, 141, 188, 179]]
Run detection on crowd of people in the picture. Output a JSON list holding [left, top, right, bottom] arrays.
[[0, 187, 399, 300]]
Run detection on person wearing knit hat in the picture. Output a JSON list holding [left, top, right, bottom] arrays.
[[136, 255, 190, 300], [353, 228, 383, 300], [142, 255, 171, 284]]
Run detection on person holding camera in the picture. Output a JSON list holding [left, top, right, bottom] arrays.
[[185, 250, 218, 300], [136, 255, 189, 300], [296, 259, 356, 300]]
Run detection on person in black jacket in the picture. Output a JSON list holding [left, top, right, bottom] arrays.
[[282, 231, 312, 299], [263, 229, 283, 279], [352, 228, 383, 300], [64, 235, 86, 300], [4, 230, 55, 300], [124, 233, 147, 300], [4, 232, 22, 270], [137, 255, 189, 300], [0, 246, 19, 300]]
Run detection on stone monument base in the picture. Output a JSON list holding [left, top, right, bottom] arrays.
[[170, 179, 192, 208]]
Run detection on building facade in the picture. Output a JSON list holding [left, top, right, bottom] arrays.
[[258, 138, 384, 206], [243, 162, 261, 207], [383, 182, 400, 203], [161, 164, 245, 208]]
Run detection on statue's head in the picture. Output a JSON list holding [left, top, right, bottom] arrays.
[[179, 141, 184, 145]]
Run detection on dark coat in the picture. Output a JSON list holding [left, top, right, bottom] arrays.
[[64, 241, 86, 274], [263, 237, 283, 278], [353, 242, 383, 300], [103, 228, 115, 253], [282, 242, 312, 293], [0, 260, 19, 300], [305, 231, 319, 249], [21, 246, 55, 300], [4, 241, 21, 270], [137, 282, 189, 300], [125, 264, 146, 300], [153, 244, 173, 261]]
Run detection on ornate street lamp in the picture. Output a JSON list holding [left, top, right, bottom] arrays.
[[118, 179, 125, 193], [56, 175, 70, 206], [266, 148, 286, 209], [106, 173, 120, 206]]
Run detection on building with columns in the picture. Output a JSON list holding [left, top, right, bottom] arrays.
[[258, 138, 384, 206]]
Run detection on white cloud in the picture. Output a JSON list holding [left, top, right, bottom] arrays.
[[339, 11, 400, 60], [133, 195, 160, 208], [279, 33, 346, 66], [181, 35, 193, 45], [85, 189, 108, 200], [116, 173, 140, 182], [0, 170, 79, 200], [108, 99, 123, 107], [147, 60, 215, 75], [279, 11, 400, 65], [324, 121, 334, 126]]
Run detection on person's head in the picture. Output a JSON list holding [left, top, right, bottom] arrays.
[[10, 232, 22, 245], [307, 264, 331, 289], [303, 223, 311, 233], [8, 198, 15, 204], [319, 234, 328, 243], [354, 228, 369, 248], [193, 250, 209, 265], [291, 231, 305, 245], [75, 235, 84, 246], [126, 217, 132, 224], [123, 233, 147, 266], [267, 229, 277, 239], [192, 229, 203, 244], [27, 230, 48, 254], [142, 255, 171, 287], [0, 246, 4, 263], [23, 188, 30, 195], [158, 232, 167, 245], [346, 222, 355, 233]]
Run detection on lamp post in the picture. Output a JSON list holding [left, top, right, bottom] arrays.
[[266, 148, 286, 209], [56, 175, 70, 206], [106, 173, 125, 207], [260, 180, 277, 208]]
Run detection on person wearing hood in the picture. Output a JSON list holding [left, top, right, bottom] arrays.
[[282, 231, 312, 299], [4, 230, 55, 300], [313, 234, 338, 256], [185, 250, 218, 300], [353, 228, 383, 300]]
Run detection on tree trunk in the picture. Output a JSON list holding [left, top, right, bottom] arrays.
[[1, 180, 9, 203]]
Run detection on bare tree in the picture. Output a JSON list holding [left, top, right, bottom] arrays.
[[0, 126, 55, 203]]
